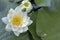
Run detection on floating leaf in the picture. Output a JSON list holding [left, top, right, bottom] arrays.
[[34, 0, 51, 7], [29, 11, 42, 40], [36, 0, 60, 40]]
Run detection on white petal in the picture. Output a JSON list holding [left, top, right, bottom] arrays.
[[15, 4, 23, 12], [11, 26, 24, 33], [18, 27, 24, 33], [22, 17, 30, 27], [17, 9, 27, 18], [27, 17, 33, 26], [5, 24, 12, 31], [28, 20, 33, 26], [21, 0, 33, 13], [15, 5, 27, 17], [15, 6, 28, 19], [14, 31, 20, 36], [9, 8, 14, 13], [22, 21, 28, 27], [22, 17, 33, 27], [11, 26, 19, 31], [24, 0, 29, 1], [23, 27, 28, 32], [13, 27, 28, 36], [13, 27, 24, 36], [1, 17, 8, 24], [7, 8, 15, 20], [22, 18, 28, 27], [22, 1, 32, 8], [22, 13, 27, 22]]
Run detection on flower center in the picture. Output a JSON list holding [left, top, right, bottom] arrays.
[[11, 15, 23, 27], [24, 2, 29, 7]]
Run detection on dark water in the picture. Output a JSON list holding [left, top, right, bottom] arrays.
[[0, 1, 7, 12]]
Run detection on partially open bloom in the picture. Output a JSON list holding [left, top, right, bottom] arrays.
[[15, 0, 33, 13], [1, 8, 33, 36]]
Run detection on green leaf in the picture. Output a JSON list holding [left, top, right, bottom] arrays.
[[29, 11, 42, 40], [0, 0, 30, 40], [34, 0, 51, 7], [36, 0, 60, 40]]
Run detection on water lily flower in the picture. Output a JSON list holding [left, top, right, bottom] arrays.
[[15, 0, 33, 13], [1, 8, 33, 36]]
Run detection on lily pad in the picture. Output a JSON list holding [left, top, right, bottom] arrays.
[[34, 0, 51, 7], [29, 11, 42, 40], [36, 0, 60, 40]]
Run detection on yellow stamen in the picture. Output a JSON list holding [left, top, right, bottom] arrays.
[[11, 15, 23, 27], [24, 2, 29, 7]]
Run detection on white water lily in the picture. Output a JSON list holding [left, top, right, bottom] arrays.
[[1, 8, 33, 36], [15, 0, 33, 13]]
